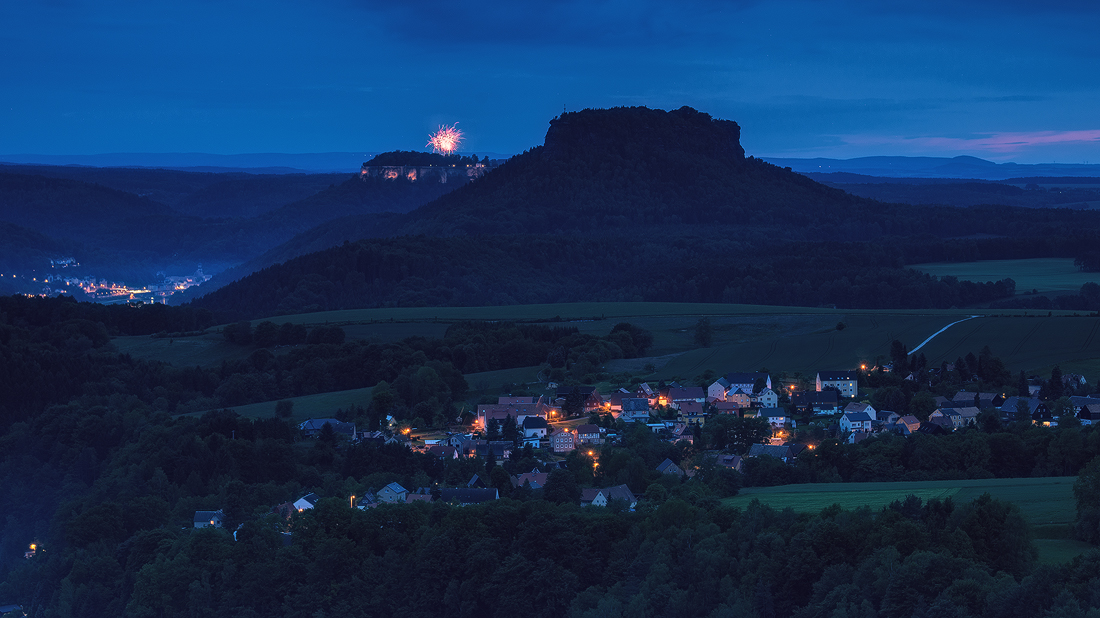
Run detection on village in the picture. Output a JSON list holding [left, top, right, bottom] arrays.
[[190, 365, 1100, 530]]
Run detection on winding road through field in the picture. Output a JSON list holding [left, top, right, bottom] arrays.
[[908, 315, 982, 355]]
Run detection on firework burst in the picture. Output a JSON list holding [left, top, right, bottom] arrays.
[[427, 123, 463, 155]]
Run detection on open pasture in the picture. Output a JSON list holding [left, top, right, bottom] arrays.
[[725, 476, 1077, 527], [113, 331, 259, 367], [725, 477, 1085, 563], [912, 258, 1099, 296], [636, 313, 1100, 379], [181, 386, 375, 421], [120, 303, 1100, 379]]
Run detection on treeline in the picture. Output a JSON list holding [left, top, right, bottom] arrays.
[[2, 397, 1078, 618], [744, 424, 1100, 488], [0, 296, 657, 432], [364, 150, 484, 167], [189, 235, 1022, 321], [991, 282, 1100, 311]]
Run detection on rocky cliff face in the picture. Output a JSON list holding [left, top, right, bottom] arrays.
[[542, 106, 745, 162]]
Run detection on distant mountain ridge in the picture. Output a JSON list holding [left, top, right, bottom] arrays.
[[765, 155, 1100, 180], [0, 151, 516, 173]]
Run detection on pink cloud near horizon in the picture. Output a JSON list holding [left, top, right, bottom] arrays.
[[840, 129, 1100, 158]]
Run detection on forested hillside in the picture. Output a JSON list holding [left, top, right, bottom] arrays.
[[188, 106, 1100, 319]]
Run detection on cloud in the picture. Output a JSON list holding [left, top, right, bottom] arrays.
[[839, 130, 1100, 155]]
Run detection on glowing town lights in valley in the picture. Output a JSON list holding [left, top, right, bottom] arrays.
[[427, 123, 463, 154]]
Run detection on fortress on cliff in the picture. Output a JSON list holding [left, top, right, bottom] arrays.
[[360, 160, 501, 184]]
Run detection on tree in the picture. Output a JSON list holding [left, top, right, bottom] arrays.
[[1014, 399, 1033, 425], [1017, 371, 1030, 397], [889, 340, 908, 374], [694, 317, 713, 348], [223, 320, 252, 345], [1048, 366, 1065, 399], [563, 388, 584, 418], [909, 391, 936, 421], [253, 321, 278, 347], [485, 445, 497, 472], [543, 468, 580, 504], [275, 400, 294, 418], [730, 416, 771, 455], [1074, 457, 1100, 543], [501, 414, 519, 446], [486, 418, 501, 441]]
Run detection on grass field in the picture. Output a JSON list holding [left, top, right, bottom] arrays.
[[113, 332, 260, 367], [912, 258, 1099, 296], [119, 302, 1100, 381], [725, 477, 1077, 525], [179, 386, 375, 421], [724, 477, 1087, 563], [631, 313, 1100, 380]]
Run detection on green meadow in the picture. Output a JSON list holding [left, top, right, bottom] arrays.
[[117, 302, 1100, 381], [725, 477, 1089, 563], [175, 386, 375, 421], [726, 477, 1076, 525], [913, 258, 1100, 296]]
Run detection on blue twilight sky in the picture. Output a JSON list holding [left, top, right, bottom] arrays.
[[1, 0, 1098, 163]]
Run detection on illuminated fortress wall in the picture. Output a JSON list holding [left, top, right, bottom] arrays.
[[359, 164, 491, 183]]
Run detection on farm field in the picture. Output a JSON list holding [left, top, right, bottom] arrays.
[[113, 331, 260, 367], [186, 365, 548, 421], [912, 258, 1099, 296], [725, 477, 1077, 526], [180, 386, 375, 421], [635, 313, 1100, 379], [120, 302, 1100, 378], [724, 477, 1084, 562]]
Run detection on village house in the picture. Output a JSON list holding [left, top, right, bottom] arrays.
[[405, 491, 433, 504], [999, 397, 1051, 424], [715, 453, 743, 472], [576, 424, 603, 445], [476, 396, 553, 431], [708, 377, 732, 401], [953, 391, 1005, 409], [677, 401, 706, 426], [620, 397, 651, 422], [193, 510, 223, 529], [792, 390, 839, 414], [512, 470, 549, 489], [671, 425, 694, 445], [817, 370, 859, 398], [726, 372, 772, 394], [440, 488, 499, 505], [580, 484, 638, 509], [747, 443, 799, 463], [377, 482, 409, 503], [897, 415, 921, 434], [667, 386, 706, 408], [1070, 396, 1100, 415], [931, 406, 980, 428], [427, 444, 459, 460], [843, 402, 876, 418], [522, 416, 548, 439], [839, 411, 873, 433], [299, 418, 356, 440], [550, 429, 576, 453], [751, 388, 779, 409], [727, 388, 752, 408], [293, 493, 321, 512], [759, 407, 794, 429], [713, 401, 741, 415], [656, 458, 685, 478]]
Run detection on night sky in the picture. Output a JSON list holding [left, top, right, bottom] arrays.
[[2, 0, 1098, 163]]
